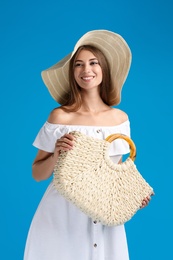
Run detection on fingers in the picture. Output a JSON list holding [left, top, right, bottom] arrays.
[[55, 134, 75, 152], [140, 195, 152, 209]]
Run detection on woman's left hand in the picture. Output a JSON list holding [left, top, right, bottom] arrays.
[[140, 195, 152, 209]]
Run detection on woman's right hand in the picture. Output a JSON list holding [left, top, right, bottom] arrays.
[[53, 133, 75, 159], [32, 133, 75, 181]]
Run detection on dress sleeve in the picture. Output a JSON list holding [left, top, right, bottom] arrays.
[[105, 120, 131, 156], [32, 122, 67, 153]]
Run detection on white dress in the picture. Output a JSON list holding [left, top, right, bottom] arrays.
[[24, 120, 131, 260]]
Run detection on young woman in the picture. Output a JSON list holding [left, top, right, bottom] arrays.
[[24, 30, 151, 260]]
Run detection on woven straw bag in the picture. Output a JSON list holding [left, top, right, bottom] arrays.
[[53, 131, 154, 226]]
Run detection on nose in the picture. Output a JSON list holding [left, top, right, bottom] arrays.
[[83, 64, 91, 73]]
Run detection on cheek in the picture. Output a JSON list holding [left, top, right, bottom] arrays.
[[74, 70, 82, 86], [98, 68, 103, 80]]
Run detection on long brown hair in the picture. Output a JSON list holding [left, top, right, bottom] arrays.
[[62, 45, 119, 111]]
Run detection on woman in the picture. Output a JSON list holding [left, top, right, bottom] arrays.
[[24, 30, 151, 260]]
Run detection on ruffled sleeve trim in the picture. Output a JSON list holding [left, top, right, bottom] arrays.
[[32, 122, 68, 153], [33, 120, 131, 155]]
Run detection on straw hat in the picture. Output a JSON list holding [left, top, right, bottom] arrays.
[[41, 29, 132, 104]]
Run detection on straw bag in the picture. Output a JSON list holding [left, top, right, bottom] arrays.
[[53, 131, 154, 226]]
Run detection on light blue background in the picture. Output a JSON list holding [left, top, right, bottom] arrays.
[[1, 0, 172, 259]]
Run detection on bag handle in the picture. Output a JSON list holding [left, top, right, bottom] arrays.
[[105, 134, 136, 161]]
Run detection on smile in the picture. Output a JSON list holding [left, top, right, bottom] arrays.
[[81, 76, 94, 81]]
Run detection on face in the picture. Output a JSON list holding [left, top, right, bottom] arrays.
[[74, 49, 103, 90]]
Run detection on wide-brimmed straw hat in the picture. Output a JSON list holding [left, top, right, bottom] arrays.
[[41, 29, 132, 105]]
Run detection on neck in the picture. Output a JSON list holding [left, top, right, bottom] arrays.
[[80, 98, 108, 114]]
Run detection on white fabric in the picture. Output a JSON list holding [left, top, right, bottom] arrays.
[[32, 120, 130, 156], [24, 120, 131, 260]]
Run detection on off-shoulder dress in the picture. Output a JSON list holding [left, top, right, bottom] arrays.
[[24, 120, 131, 260]]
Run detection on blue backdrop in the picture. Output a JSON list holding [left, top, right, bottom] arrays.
[[1, 0, 172, 259]]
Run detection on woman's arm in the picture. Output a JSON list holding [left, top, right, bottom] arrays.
[[32, 133, 74, 181], [32, 150, 57, 181]]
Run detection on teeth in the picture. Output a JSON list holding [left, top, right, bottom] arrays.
[[82, 77, 93, 80]]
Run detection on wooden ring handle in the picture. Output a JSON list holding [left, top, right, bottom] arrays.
[[105, 133, 136, 161]]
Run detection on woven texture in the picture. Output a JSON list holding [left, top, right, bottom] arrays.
[[53, 131, 154, 226]]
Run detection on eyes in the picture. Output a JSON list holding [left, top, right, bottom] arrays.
[[74, 60, 100, 67]]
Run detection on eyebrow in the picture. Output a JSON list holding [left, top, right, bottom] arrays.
[[75, 58, 98, 62]]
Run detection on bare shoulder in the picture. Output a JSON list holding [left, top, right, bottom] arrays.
[[48, 107, 70, 124], [110, 108, 129, 124]]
